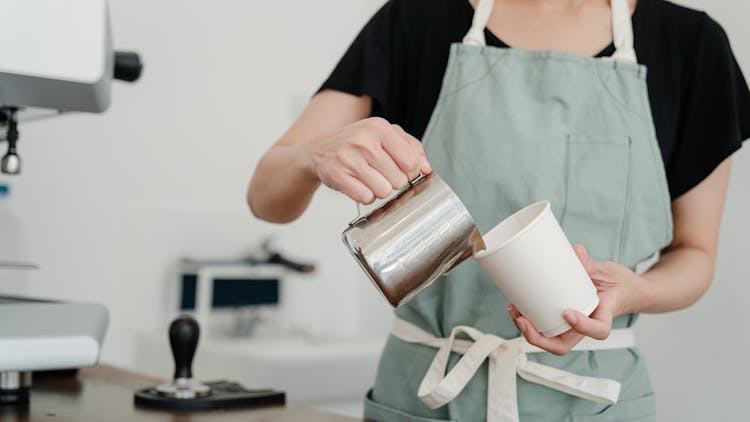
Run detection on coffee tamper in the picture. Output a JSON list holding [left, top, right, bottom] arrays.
[[153, 316, 210, 399], [134, 315, 285, 410]]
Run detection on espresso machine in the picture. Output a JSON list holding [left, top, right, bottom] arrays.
[[0, 0, 142, 406]]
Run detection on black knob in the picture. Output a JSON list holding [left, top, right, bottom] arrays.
[[168, 315, 200, 380], [113, 51, 143, 82]]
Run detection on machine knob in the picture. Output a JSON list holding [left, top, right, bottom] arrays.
[[169, 316, 200, 380], [113, 51, 143, 82]]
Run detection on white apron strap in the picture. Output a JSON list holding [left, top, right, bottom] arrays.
[[392, 318, 633, 422], [462, 0, 495, 46], [610, 0, 637, 63], [462, 0, 637, 63]]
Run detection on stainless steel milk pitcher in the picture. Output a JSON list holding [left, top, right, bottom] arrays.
[[342, 173, 485, 307]]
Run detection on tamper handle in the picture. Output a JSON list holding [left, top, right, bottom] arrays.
[[169, 316, 200, 380]]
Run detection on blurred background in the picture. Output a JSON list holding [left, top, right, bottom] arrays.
[[0, 0, 746, 420]]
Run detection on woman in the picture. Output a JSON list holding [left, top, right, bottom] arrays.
[[248, 0, 749, 420]]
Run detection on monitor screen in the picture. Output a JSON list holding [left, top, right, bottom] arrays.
[[179, 275, 279, 310]]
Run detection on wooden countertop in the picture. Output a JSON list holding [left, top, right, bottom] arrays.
[[0, 366, 363, 422]]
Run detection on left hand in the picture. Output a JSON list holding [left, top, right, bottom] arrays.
[[506, 244, 647, 356]]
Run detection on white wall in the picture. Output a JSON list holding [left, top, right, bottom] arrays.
[[0, 0, 392, 367], [634, 3, 750, 421], [0, 0, 748, 421]]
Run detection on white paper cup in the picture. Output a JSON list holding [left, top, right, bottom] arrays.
[[475, 201, 598, 337]]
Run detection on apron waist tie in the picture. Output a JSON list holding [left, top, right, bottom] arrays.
[[391, 317, 635, 422]]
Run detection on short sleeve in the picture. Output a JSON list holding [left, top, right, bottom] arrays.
[[318, 1, 396, 116], [667, 13, 750, 198]]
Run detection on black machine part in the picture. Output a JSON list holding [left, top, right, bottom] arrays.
[[180, 240, 316, 274], [134, 315, 285, 410], [0, 371, 32, 407], [261, 239, 315, 273], [0, 51, 142, 176], [266, 252, 315, 273], [113, 51, 143, 82], [0, 108, 20, 175]]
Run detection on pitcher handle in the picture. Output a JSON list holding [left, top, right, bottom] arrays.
[[351, 173, 426, 224]]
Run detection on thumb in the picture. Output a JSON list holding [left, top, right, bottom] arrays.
[[563, 308, 611, 340]]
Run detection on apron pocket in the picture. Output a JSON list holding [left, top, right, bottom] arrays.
[[570, 392, 656, 422], [364, 390, 455, 422], [560, 134, 632, 262]]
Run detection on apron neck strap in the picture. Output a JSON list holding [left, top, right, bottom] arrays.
[[462, 0, 638, 64]]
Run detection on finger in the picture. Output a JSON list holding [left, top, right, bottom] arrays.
[[562, 308, 612, 340], [336, 149, 394, 200], [573, 244, 592, 272], [508, 305, 585, 353], [392, 125, 432, 175], [378, 125, 420, 181], [352, 162, 395, 200], [506, 304, 521, 320], [515, 315, 582, 354], [573, 245, 612, 284], [515, 316, 583, 356], [328, 167, 374, 204], [363, 147, 410, 189]]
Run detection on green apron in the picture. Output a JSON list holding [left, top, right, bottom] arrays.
[[364, 0, 672, 420]]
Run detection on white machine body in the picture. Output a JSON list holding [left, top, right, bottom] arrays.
[[0, 0, 136, 384], [0, 302, 108, 371], [0, 0, 113, 113]]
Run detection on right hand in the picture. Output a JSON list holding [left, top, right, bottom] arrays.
[[303, 117, 432, 204]]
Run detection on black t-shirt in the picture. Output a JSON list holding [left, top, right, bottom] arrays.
[[320, 0, 750, 199]]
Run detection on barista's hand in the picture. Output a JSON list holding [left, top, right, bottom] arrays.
[[506, 244, 648, 356], [303, 117, 432, 204]]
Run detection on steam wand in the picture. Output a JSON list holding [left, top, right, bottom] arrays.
[[0, 108, 20, 175]]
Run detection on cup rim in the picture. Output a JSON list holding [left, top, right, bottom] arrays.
[[475, 201, 551, 258]]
